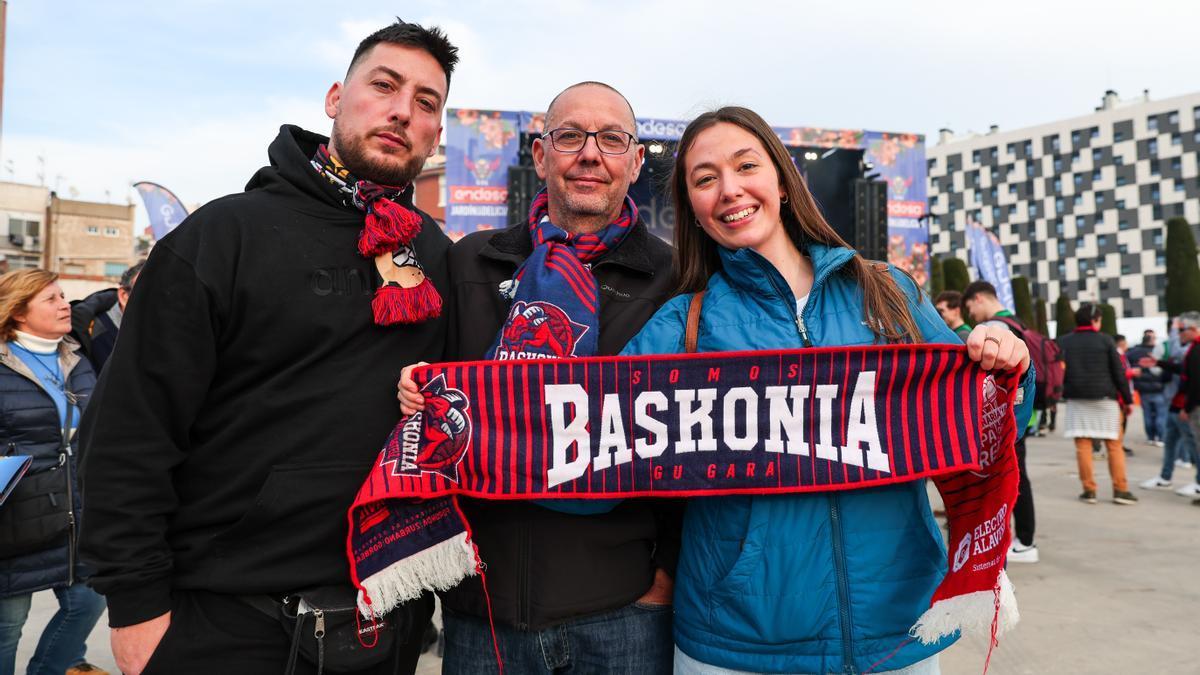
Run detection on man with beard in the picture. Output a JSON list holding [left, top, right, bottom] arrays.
[[399, 82, 678, 674], [77, 21, 456, 675]]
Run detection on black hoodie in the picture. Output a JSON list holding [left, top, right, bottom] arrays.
[[78, 125, 449, 627]]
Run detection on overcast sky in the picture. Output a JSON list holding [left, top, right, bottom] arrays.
[[5, 0, 1199, 212]]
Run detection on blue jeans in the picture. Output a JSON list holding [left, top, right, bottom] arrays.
[[1140, 393, 1167, 442], [0, 584, 106, 675], [1161, 413, 1199, 481], [443, 601, 673, 674]]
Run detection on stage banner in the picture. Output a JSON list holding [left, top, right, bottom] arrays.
[[444, 109, 522, 238], [862, 132, 929, 287], [133, 182, 188, 240], [967, 221, 1015, 312]]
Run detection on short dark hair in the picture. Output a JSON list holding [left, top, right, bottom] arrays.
[[1075, 302, 1102, 325], [961, 280, 997, 305], [120, 260, 146, 291], [1114, 334, 1126, 344], [934, 290, 963, 310], [348, 19, 459, 89]]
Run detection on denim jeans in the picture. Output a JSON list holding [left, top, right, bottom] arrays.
[[0, 583, 106, 675], [443, 601, 673, 674], [1161, 413, 1199, 481], [1140, 393, 1167, 442]]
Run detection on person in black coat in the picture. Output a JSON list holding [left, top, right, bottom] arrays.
[[0, 269, 105, 675], [69, 261, 144, 375]]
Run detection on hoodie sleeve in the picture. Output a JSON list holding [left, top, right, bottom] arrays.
[[78, 242, 221, 627]]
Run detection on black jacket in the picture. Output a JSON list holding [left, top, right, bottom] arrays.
[[78, 125, 449, 627], [1059, 328, 1131, 402], [1158, 337, 1200, 411], [0, 340, 95, 597], [439, 218, 681, 630], [1126, 343, 1169, 395], [70, 288, 120, 373]]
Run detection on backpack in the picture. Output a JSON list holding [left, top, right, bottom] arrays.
[[994, 316, 1063, 408]]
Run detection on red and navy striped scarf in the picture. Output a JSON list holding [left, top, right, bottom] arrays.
[[311, 145, 441, 325], [347, 345, 1021, 669], [487, 189, 637, 360]]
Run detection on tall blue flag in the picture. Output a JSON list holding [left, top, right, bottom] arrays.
[[966, 221, 1014, 312], [133, 182, 189, 240]]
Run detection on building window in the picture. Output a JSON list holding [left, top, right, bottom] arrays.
[[990, 187, 998, 199], [1092, 169, 1101, 181], [1114, 155, 1123, 166], [1071, 130, 1081, 145], [1153, 204, 1162, 219], [1194, 106, 1200, 120], [992, 206, 1001, 219], [1117, 175, 1128, 186], [1157, 252, 1166, 267], [1090, 128, 1099, 140], [1121, 262, 1132, 274], [1116, 199, 1125, 209], [1008, 205, 1017, 216], [1053, 157, 1062, 172], [86, 226, 99, 235], [972, 150, 981, 164], [1006, 142, 1016, 154], [1150, 159, 1160, 176], [1092, 148, 1103, 162], [1171, 158, 1182, 172], [1058, 262, 1067, 277], [1153, 231, 1164, 247], [1176, 181, 1185, 193], [1149, 139, 1158, 154], [103, 227, 120, 237], [1097, 234, 1108, 247], [1148, 116, 1158, 132], [1079, 259, 1090, 272], [1096, 193, 1105, 206], [64, 263, 86, 275], [104, 262, 129, 277], [1195, 131, 1200, 143], [1009, 184, 1018, 195], [1057, 241, 1067, 255], [1027, 163, 1035, 178], [1056, 198, 1065, 212], [1074, 174, 1083, 186], [1151, 187, 1161, 201], [1055, 220, 1064, 235], [1029, 203, 1039, 217], [1071, 151, 1081, 165], [1168, 111, 1179, 125], [1172, 133, 1182, 146], [1051, 136, 1061, 152], [1118, 244, 1129, 255]]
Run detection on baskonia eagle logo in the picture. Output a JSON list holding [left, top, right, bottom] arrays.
[[381, 375, 472, 482], [495, 301, 588, 360]]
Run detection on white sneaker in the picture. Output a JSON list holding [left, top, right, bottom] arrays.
[[1174, 482, 1200, 497], [1008, 542, 1039, 563], [1154, 440, 1165, 447], [1140, 477, 1173, 489], [1180, 461, 1195, 469]]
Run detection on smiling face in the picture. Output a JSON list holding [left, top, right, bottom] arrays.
[[325, 43, 446, 186], [15, 282, 71, 340], [532, 84, 643, 234], [684, 122, 790, 254]]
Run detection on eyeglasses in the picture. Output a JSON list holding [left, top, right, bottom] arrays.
[[543, 127, 638, 155]]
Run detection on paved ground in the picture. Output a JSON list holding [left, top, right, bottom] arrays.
[[17, 410, 1199, 674]]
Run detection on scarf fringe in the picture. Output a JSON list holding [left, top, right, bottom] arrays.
[[358, 199, 424, 257], [357, 531, 477, 616], [372, 279, 443, 325], [909, 569, 1019, 645]]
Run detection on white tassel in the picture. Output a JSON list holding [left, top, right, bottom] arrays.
[[909, 569, 1020, 645], [357, 531, 477, 616]]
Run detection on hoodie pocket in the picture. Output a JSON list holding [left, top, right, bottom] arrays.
[[210, 462, 370, 586]]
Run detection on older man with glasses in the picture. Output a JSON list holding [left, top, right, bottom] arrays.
[[1141, 311, 1200, 503], [406, 81, 679, 673]]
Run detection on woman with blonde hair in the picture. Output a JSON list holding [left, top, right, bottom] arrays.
[[620, 107, 1034, 674], [0, 269, 106, 675]]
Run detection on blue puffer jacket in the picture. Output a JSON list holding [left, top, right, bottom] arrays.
[[0, 339, 95, 598], [621, 244, 1034, 674]]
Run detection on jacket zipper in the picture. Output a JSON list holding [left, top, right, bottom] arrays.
[[828, 494, 856, 673], [63, 394, 78, 586], [516, 517, 530, 630]]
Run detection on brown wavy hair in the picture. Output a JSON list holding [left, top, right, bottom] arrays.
[[0, 269, 59, 342], [671, 106, 922, 343]]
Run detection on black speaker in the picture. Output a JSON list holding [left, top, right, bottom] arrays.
[[853, 179, 888, 261], [506, 165, 544, 226]]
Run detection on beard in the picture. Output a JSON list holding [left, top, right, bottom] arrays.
[[330, 124, 427, 187]]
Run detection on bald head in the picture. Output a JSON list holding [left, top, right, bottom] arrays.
[[545, 81, 636, 132]]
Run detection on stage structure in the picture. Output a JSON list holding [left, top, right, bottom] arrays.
[[445, 110, 929, 284]]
